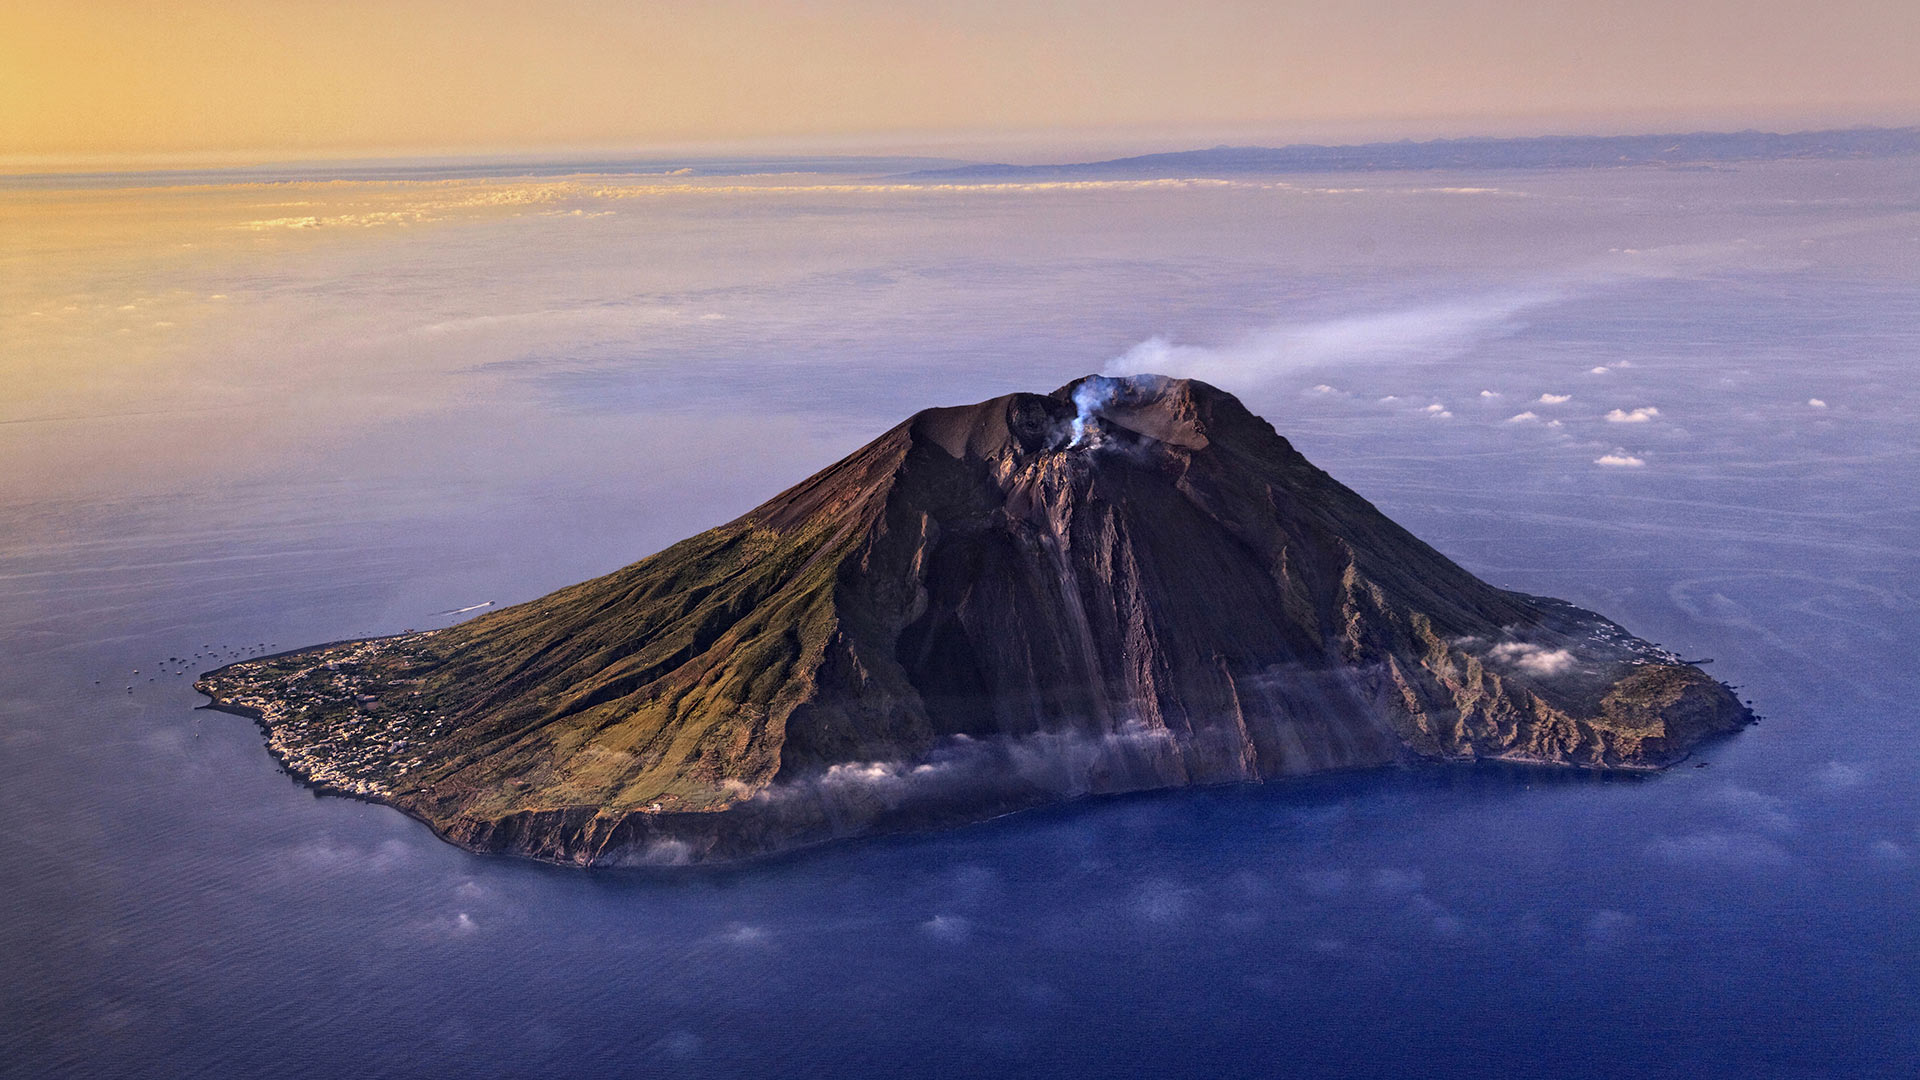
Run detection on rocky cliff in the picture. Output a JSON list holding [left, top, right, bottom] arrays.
[[198, 375, 1751, 864]]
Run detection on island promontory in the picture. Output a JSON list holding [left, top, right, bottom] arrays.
[[198, 375, 1751, 864]]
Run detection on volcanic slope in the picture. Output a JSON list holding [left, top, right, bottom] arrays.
[[199, 375, 1751, 864]]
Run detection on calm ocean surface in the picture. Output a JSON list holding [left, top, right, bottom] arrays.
[[3, 160, 1917, 1078]]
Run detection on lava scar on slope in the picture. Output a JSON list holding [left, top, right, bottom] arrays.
[[198, 375, 1752, 865]]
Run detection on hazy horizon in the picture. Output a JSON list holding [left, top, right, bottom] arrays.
[[6, 117, 1918, 184]]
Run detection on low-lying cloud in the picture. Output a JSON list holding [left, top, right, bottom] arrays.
[[1815, 761, 1864, 790], [758, 721, 1190, 814], [1707, 785, 1796, 834], [1487, 641, 1577, 676], [1584, 909, 1636, 947], [922, 914, 972, 941], [1646, 829, 1790, 866], [1606, 406, 1660, 423]]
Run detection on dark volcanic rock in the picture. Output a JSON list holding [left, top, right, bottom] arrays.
[[198, 375, 1752, 865]]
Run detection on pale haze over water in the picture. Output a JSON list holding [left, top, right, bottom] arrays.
[[3, 159, 1918, 1077]]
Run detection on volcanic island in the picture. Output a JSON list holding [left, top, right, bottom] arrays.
[[198, 375, 1751, 865]]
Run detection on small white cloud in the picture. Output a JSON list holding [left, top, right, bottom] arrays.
[[1584, 909, 1635, 945], [1590, 366, 1610, 374], [1133, 882, 1193, 924], [1595, 452, 1645, 467], [1505, 411, 1539, 423], [922, 914, 971, 942], [1379, 395, 1399, 402], [1815, 762, 1863, 790], [1294, 868, 1350, 896], [1423, 403, 1446, 412], [1538, 393, 1571, 404], [284, 836, 415, 873], [719, 923, 770, 946], [1606, 406, 1661, 423], [453, 912, 478, 933], [1370, 868, 1425, 893], [1487, 641, 1577, 676], [1310, 384, 1337, 394], [1479, 389, 1500, 398], [1646, 830, 1789, 865], [1547, 419, 1564, 428], [1808, 398, 1827, 408], [1708, 786, 1795, 833]]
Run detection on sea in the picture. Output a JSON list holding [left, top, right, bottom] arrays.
[[3, 156, 1917, 1078]]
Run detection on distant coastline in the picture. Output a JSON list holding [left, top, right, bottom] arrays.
[[11, 125, 1916, 192], [906, 126, 1920, 180]]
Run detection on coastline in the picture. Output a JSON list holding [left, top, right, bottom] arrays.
[[193, 673, 1749, 869]]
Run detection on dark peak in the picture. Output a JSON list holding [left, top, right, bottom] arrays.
[[1051, 373, 1237, 452], [910, 372, 1260, 466]]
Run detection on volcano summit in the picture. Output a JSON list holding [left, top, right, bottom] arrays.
[[199, 375, 1751, 865]]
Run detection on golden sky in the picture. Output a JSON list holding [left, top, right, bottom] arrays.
[[5, 0, 1918, 161]]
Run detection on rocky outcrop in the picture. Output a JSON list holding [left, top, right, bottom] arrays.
[[198, 375, 1752, 865]]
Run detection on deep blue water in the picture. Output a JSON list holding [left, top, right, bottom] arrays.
[[3, 159, 1917, 1078]]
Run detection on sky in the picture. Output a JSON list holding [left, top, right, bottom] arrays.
[[5, 0, 1919, 164]]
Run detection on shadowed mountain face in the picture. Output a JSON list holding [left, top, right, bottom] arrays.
[[198, 376, 1751, 865]]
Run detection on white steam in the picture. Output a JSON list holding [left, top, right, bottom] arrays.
[[1101, 290, 1559, 387], [1069, 377, 1116, 445], [1067, 373, 1162, 448]]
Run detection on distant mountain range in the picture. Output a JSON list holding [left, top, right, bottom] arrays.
[[909, 126, 1920, 180], [22, 127, 1917, 191]]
